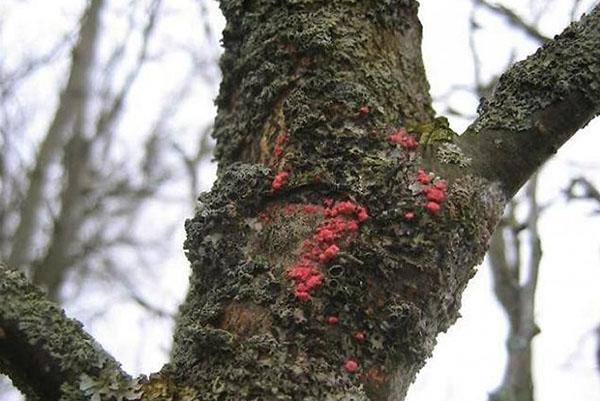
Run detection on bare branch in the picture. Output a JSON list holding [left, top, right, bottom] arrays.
[[8, 0, 104, 269], [474, 0, 550, 44]]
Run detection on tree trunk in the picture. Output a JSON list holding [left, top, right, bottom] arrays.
[[166, 1, 504, 400]]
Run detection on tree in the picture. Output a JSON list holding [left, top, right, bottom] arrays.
[[1, 1, 599, 400]]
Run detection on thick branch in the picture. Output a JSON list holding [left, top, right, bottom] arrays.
[[459, 6, 600, 196], [0, 264, 127, 400]]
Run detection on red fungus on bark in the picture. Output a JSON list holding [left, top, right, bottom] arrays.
[[424, 187, 446, 203], [344, 359, 359, 374], [425, 201, 441, 214], [272, 171, 290, 191], [388, 128, 418, 150], [319, 244, 340, 263], [283, 199, 369, 301], [273, 133, 288, 160], [434, 180, 447, 190], [416, 169, 431, 184]]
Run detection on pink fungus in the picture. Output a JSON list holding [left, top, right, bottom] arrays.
[[424, 187, 446, 203], [356, 207, 369, 222], [316, 228, 336, 243], [272, 171, 290, 191], [319, 244, 340, 263], [354, 331, 366, 342], [388, 128, 418, 150], [294, 290, 310, 301], [335, 201, 357, 215], [425, 202, 441, 215], [288, 265, 314, 281], [434, 180, 448, 190], [416, 169, 430, 184], [346, 221, 359, 232], [344, 359, 359, 374], [305, 274, 324, 289]]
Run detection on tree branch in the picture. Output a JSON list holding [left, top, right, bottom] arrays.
[[8, 0, 104, 269], [474, 0, 550, 44], [0, 264, 128, 401], [459, 5, 600, 196]]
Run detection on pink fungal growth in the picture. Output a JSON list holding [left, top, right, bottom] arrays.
[[388, 128, 418, 150], [416, 169, 431, 184], [356, 207, 369, 222], [424, 187, 446, 203], [319, 244, 340, 263], [425, 201, 441, 215], [344, 359, 359, 374], [273, 133, 288, 160], [283, 199, 369, 301], [353, 331, 366, 343], [434, 180, 447, 191], [415, 169, 448, 216], [271, 171, 290, 191]]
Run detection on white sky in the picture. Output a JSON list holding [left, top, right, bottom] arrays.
[[1, 1, 599, 400]]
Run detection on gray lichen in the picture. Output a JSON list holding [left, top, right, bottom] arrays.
[[471, 9, 600, 134]]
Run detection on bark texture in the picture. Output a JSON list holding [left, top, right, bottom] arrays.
[[459, 7, 600, 196], [168, 1, 504, 400], [0, 265, 130, 401]]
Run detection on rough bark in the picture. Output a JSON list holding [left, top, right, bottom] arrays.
[[166, 2, 599, 400], [1, 2, 599, 401], [0, 265, 130, 401], [459, 7, 600, 196]]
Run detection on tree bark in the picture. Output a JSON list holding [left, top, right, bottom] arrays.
[[0, 265, 129, 401], [1, 2, 599, 401]]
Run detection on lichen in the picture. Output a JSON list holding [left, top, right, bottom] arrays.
[[168, 1, 509, 400], [436, 142, 472, 167], [169, 136, 505, 400], [471, 9, 600, 134], [213, 0, 433, 168], [0, 266, 126, 400]]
